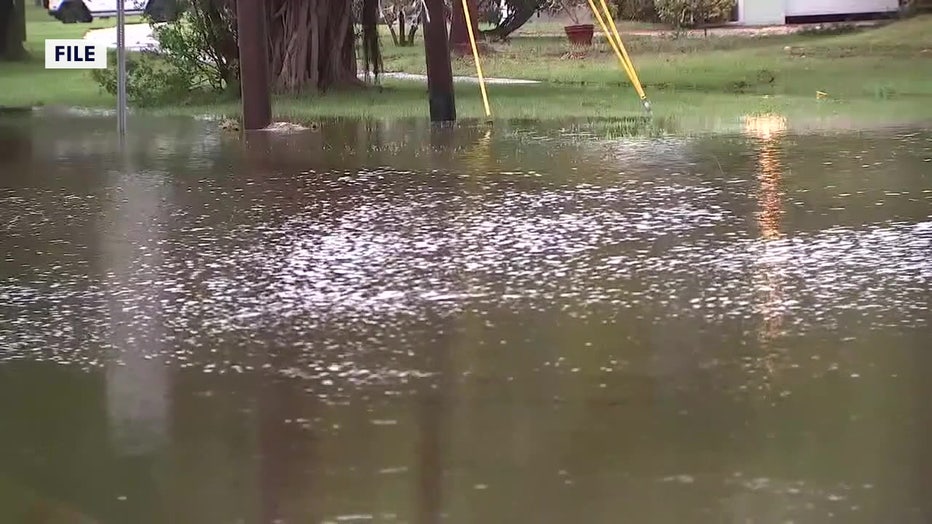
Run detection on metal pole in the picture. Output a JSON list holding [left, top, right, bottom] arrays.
[[460, 0, 490, 119], [116, 0, 127, 138], [236, 0, 272, 130], [423, 0, 455, 122]]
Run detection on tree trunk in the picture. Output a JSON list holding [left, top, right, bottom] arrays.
[[0, 1, 10, 58], [407, 21, 419, 44], [265, 0, 380, 93], [1, 0, 26, 61], [386, 10, 399, 45], [449, 0, 480, 56], [398, 10, 407, 45], [479, 2, 537, 41]]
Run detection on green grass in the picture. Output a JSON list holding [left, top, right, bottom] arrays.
[[381, 16, 932, 98], [2, 2, 932, 128], [1, 4, 143, 108]]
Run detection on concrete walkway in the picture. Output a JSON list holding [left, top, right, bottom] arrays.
[[518, 19, 887, 39], [83, 24, 160, 51], [366, 72, 540, 85]]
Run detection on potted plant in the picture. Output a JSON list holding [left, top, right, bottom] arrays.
[[554, 0, 595, 46]]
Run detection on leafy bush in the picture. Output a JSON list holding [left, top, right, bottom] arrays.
[[615, 0, 660, 22], [542, 0, 617, 24], [90, 50, 192, 107], [152, 0, 238, 92], [89, 0, 237, 107], [653, 0, 735, 28]]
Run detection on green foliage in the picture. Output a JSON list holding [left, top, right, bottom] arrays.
[[151, 0, 237, 92], [542, 0, 602, 25], [478, 0, 549, 40], [89, 0, 237, 106], [653, 0, 736, 28], [614, 0, 660, 22], [90, 50, 192, 107]]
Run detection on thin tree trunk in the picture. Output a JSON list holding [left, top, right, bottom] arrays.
[[479, 2, 537, 41], [398, 10, 407, 45], [0, 0, 10, 58], [1, 0, 26, 61], [386, 9, 399, 45]]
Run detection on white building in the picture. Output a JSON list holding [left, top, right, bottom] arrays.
[[737, 0, 900, 25]]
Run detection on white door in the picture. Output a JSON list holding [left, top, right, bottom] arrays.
[[784, 0, 899, 17]]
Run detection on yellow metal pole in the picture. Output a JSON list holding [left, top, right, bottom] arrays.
[[461, 0, 492, 119], [597, 0, 650, 111], [586, 0, 651, 113], [586, 0, 635, 84]]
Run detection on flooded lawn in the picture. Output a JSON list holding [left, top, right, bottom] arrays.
[[0, 112, 930, 524]]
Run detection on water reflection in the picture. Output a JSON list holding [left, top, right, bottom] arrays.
[[103, 168, 171, 457], [744, 114, 789, 377], [0, 113, 930, 523], [745, 114, 787, 241]]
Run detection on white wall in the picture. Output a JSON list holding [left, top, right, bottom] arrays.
[[738, 0, 785, 26], [784, 0, 899, 17]]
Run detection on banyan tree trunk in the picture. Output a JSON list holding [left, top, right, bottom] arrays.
[[266, 0, 381, 94]]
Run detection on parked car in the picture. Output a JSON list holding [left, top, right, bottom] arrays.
[[47, 0, 178, 24]]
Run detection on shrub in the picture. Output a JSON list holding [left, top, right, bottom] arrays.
[[90, 50, 194, 107], [615, 0, 660, 22], [151, 0, 238, 93], [542, 0, 617, 24], [653, 0, 736, 28], [90, 0, 237, 107]]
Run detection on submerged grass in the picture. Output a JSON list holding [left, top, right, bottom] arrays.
[[2, 3, 931, 127]]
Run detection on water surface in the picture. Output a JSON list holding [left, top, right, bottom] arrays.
[[1, 112, 930, 524]]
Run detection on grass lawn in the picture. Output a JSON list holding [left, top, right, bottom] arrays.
[[1, 5, 144, 109], [2, 2, 931, 128]]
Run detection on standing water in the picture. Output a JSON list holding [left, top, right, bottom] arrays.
[[0, 112, 930, 523]]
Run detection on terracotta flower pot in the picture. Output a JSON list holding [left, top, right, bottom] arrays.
[[564, 24, 595, 46]]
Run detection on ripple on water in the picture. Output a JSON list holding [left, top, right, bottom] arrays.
[[1, 142, 930, 392]]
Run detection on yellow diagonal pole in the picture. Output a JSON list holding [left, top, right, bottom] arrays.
[[599, 0, 648, 102], [586, 0, 634, 81], [586, 0, 651, 113], [461, 0, 492, 119]]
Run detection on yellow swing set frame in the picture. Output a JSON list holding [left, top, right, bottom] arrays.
[[460, 0, 653, 119]]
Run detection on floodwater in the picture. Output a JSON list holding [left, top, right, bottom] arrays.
[[0, 111, 930, 524]]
